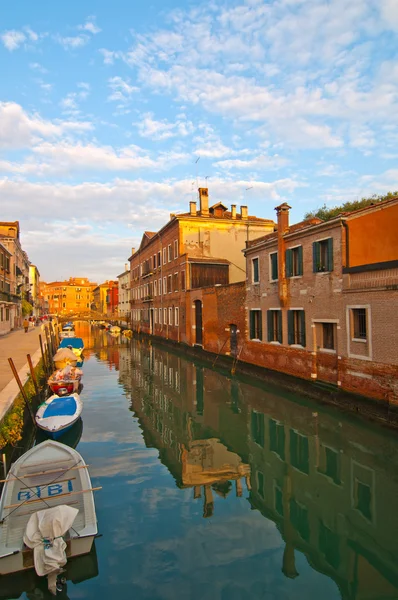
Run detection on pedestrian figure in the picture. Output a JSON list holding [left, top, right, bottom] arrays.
[[23, 318, 29, 333]]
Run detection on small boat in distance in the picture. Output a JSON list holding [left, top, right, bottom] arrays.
[[35, 394, 83, 439], [0, 440, 99, 576], [109, 325, 121, 334]]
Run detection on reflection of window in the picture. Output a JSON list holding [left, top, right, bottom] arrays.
[[290, 498, 310, 541], [269, 419, 285, 460], [257, 471, 264, 498], [251, 410, 265, 447], [267, 310, 282, 343], [353, 308, 367, 340], [318, 446, 340, 485], [270, 252, 278, 281], [249, 310, 262, 340], [313, 238, 333, 272], [354, 480, 372, 521], [286, 246, 303, 277], [288, 310, 306, 346], [290, 430, 309, 474], [252, 257, 259, 283], [319, 521, 340, 569], [274, 484, 284, 516]]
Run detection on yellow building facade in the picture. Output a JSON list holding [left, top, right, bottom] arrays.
[[41, 277, 97, 315]]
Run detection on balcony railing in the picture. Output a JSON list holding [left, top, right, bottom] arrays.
[[142, 295, 153, 302]]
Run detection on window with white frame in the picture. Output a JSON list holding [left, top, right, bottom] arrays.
[[158, 278, 162, 296], [270, 252, 278, 281], [154, 280, 157, 297], [181, 270, 186, 291], [175, 307, 179, 326], [163, 308, 167, 324], [163, 248, 167, 265], [158, 308, 162, 325], [313, 238, 333, 272], [287, 310, 306, 346], [249, 310, 262, 340], [352, 308, 367, 340], [168, 244, 172, 262], [154, 308, 157, 324], [163, 276, 167, 294], [157, 251, 161, 267], [168, 307, 173, 325], [252, 257, 259, 283], [267, 310, 282, 343], [153, 254, 157, 269], [168, 274, 172, 293], [286, 246, 303, 277], [174, 239, 178, 259]]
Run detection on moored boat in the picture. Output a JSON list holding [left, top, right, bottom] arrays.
[[109, 325, 121, 334], [0, 440, 99, 576], [53, 348, 77, 370], [59, 337, 85, 357], [35, 394, 83, 439], [48, 365, 83, 396]]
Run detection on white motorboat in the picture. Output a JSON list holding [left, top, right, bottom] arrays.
[[0, 440, 99, 575], [35, 394, 83, 439]]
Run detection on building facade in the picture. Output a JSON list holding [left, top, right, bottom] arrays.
[[29, 265, 40, 316], [117, 265, 131, 325], [243, 198, 398, 403], [41, 277, 97, 316], [0, 221, 31, 332], [130, 188, 275, 345], [0, 242, 13, 335], [106, 280, 119, 317]]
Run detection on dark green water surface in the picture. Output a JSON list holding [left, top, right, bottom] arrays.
[[14, 325, 398, 599]]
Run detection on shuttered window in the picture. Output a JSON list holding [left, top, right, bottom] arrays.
[[286, 246, 303, 277], [267, 310, 282, 343], [313, 238, 333, 272], [249, 310, 262, 340], [252, 257, 259, 283], [270, 252, 278, 281], [287, 310, 306, 346]]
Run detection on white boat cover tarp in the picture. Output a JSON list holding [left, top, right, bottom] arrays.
[[23, 505, 78, 577], [53, 348, 77, 362]]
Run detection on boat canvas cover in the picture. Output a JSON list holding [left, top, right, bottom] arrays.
[[23, 505, 78, 576], [43, 396, 77, 418], [53, 348, 76, 362], [59, 338, 84, 350]]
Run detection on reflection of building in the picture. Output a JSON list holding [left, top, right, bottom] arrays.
[[0, 221, 31, 332], [122, 337, 398, 598], [117, 264, 130, 325], [129, 187, 274, 346], [41, 277, 97, 315], [243, 198, 398, 402]]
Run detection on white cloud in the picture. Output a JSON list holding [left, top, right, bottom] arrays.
[[78, 18, 101, 35], [380, 0, 398, 30], [216, 154, 289, 170], [0, 102, 92, 150], [99, 48, 119, 65], [1, 30, 26, 51], [29, 62, 48, 74], [136, 113, 194, 141], [56, 34, 88, 50], [108, 76, 139, 103]]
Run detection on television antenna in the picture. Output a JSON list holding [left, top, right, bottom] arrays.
[[195, 156, 200, 189]]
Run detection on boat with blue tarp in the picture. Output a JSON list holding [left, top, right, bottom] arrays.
[[59, 337, 84, 357], [35, 394, 83, 439]]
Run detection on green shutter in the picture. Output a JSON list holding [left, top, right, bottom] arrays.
[[277, 311, 282, 343], [258, 311, 263, 340], [286, 249, 293, 277], [267, 310, 273, 342], [300, 310, 306, 347], [250, 311, 255, 339], [287, 310, 294, 345], [313, 241, 320, 273], [327, 238, 334, 272], [298, 245, 303, 276]]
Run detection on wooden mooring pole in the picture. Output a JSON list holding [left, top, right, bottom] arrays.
[[39, 334, 49, 377], [44, 327, 54, 372], [27, 354, 39, 396], [8, 358, 36, 427]]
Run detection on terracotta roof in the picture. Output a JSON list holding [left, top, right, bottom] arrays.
[[144, 231, 156, 238], [177, 210, 274, 223]]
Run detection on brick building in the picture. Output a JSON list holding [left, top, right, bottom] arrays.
[[117, 264, 131, 326], [243, 197, 398, 402], [129, 187, 275, 345], [106, 280, 119, 317], [41, 277, 97, 315]]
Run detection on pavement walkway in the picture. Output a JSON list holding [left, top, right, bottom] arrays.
[[0, 326, 46, 394]]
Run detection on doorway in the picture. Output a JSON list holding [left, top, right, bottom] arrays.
[[195, 300, 203, 345]]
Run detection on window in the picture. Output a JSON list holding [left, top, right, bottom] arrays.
[[163, 276, 167, 294], [163, 248, 167, 265], [353, 308, 367, 340], [154, 308, 157, 324], [286, 246, 303, 277], [175, 307, 179, 326], [174, 239, 178, 259], [313, 238, 333, 272], [355, 480, 372, 521], [158, 251, 161, 268], [318, 446, 340, 485], [287, 310, 306, 346], [319, 521, 340, 569], [267, 310, 282, 343], [154, 280, 157, 297], [270, 252, 278, 281], [252, 257, 259, 283], [153, 254, 157, 269], [269, 419, 285, 459], [257, 472, 265, 498], [168, 244, 172, 262], [168, 275, 172, 293], [322, 323, 335, 349], [181, 270, 186, 291], [168, 307, 173, 325], [249, 310, 262, 340], [158, 308, 162, 325], [274, 485, 284, 516], [251, 411, 265, 446], [290, 430, 309, 474], [290, 498, 310, 542], [158, 278, 162, 296], [173, 273, 178, 292], [163, 308, 167, 324]]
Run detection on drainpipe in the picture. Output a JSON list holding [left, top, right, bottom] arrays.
[[274, 203, 291, 308]]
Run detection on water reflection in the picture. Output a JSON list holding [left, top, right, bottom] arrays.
[[124, 339, 398, 600]]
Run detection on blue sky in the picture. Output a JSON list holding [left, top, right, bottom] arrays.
[[1, 0, 398, 281]]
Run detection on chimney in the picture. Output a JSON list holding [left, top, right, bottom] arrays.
[[275, 202, 291, 234], [189, 201, 197, 216], [131, 247, 135, 256], [231, 204, 237, 219], [241, 205, 248, 220], [198, 187, 209, 217], [125, 263, 129, 272]]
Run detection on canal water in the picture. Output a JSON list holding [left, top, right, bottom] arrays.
[[7, 323, 398, 600]]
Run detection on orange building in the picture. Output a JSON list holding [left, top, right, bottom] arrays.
[[40, 277, 98, 316]]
